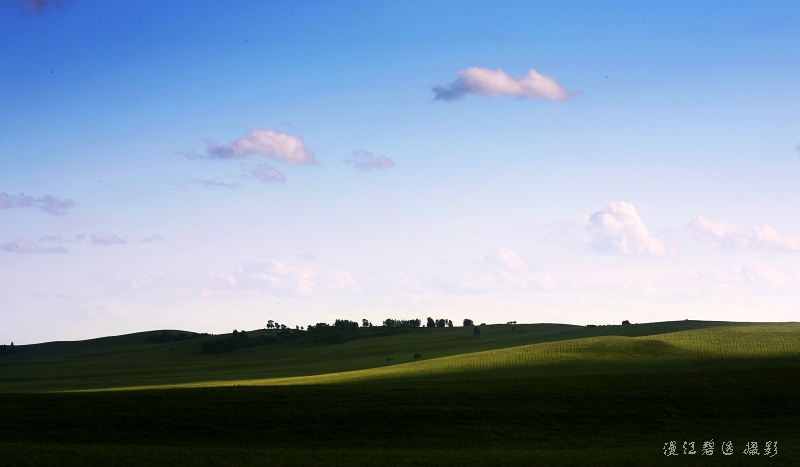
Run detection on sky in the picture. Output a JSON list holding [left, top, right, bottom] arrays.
[[2, 0, 800, 344]]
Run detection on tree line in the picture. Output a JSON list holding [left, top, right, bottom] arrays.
[[0, 343, 14, 355], [200, 316, 481, 353]]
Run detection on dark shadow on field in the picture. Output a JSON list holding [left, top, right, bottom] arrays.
[[1, 320, 787, 392], [0, 363, 797, 465]]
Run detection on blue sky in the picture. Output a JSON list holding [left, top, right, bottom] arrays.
[[2, 0, 800, 344]]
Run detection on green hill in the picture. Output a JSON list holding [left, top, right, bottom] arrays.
[[1, 320, 798, 465], [1, 320, 797, 392]]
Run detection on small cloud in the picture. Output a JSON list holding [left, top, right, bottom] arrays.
[[323, 268, 362, 293], [83, 300, 133, 318], [344, 150, 395, 171], [587, 202, 671, 256], [1, 237, 68, 254], [485, 248, 528, 273], [91, 232, 127, 246], [140, 234, 167, 243], [202, 128, 316, 165], [0, 192, 75, 215], [247, 261, 319, 295], [433, 67, 576, 102], [177, 149, 202, 160], [688, 216, 800, 251], [37, 233, 86, 244], [16, 0, 69, 15], [191, 178, 241, 188], [741, 262, 793, 287], [250, 164, 286, 183]]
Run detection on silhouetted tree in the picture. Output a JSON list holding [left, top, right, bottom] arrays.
[[622, 320, 631, 325], [447, 320, 453, 327], [383, 319, 421, 328], [362, 319, 372, 328], [463, 319, 474, 327], [427, 317, 436, 328], [334, 319, 359, 331]]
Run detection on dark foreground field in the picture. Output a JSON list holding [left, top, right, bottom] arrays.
[[1, 363, 797, 466]]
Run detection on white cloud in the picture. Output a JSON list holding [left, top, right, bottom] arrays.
[[198, 262, 362, 297], [688, 216, 800, 251], [485, 248, 528, 272], [204, 128, 316, 165], [694, 261, 797, 292], [140, 235, 167, 243], [433, 67, 575, 101], [740, 262, 794, 287], [1, 237, 68, 254], [191, 178, 241, 188], [91, 233, 127, 246], [0, 192, 74, 215], [38, 233, 86, 244], [248, 262, 318, 295], [208, 271, 238, 287], [587, 202, 671, 256], [250, 164, 287, 183], [324, 268, 362, 293], [344, 150, 395, 171], [84, 300, 133, 318]]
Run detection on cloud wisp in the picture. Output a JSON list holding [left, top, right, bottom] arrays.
[[38, 233, 86, 244], [16, 0, 68, 15], [433, 67, 576, 102], [485, 248, 528, 273], [202, 128, 316, 165], [190, 178, 241, 188], [250, 164, 286, 183], [344, 150, 395, 171], [192, 262, 361, 298], [91, 233, 127, 246], [1, 237, 68, 254], [0, 192, 75, 215], [140, 235, 167, 243], [688, 216, 800, 251], [587, 202, 671, 256]]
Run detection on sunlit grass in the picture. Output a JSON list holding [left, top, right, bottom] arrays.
[[78, 323, 800, 391]]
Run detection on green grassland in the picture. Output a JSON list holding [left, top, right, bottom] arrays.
[[1, 320, 798, 465], [2, 320, 793, 392]]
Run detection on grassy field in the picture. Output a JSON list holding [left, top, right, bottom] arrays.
[[1, 320, 798, 465], [1, 320, 791, 392]]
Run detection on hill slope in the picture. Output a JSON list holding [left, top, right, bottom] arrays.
[[1, 320, 796, 392]]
